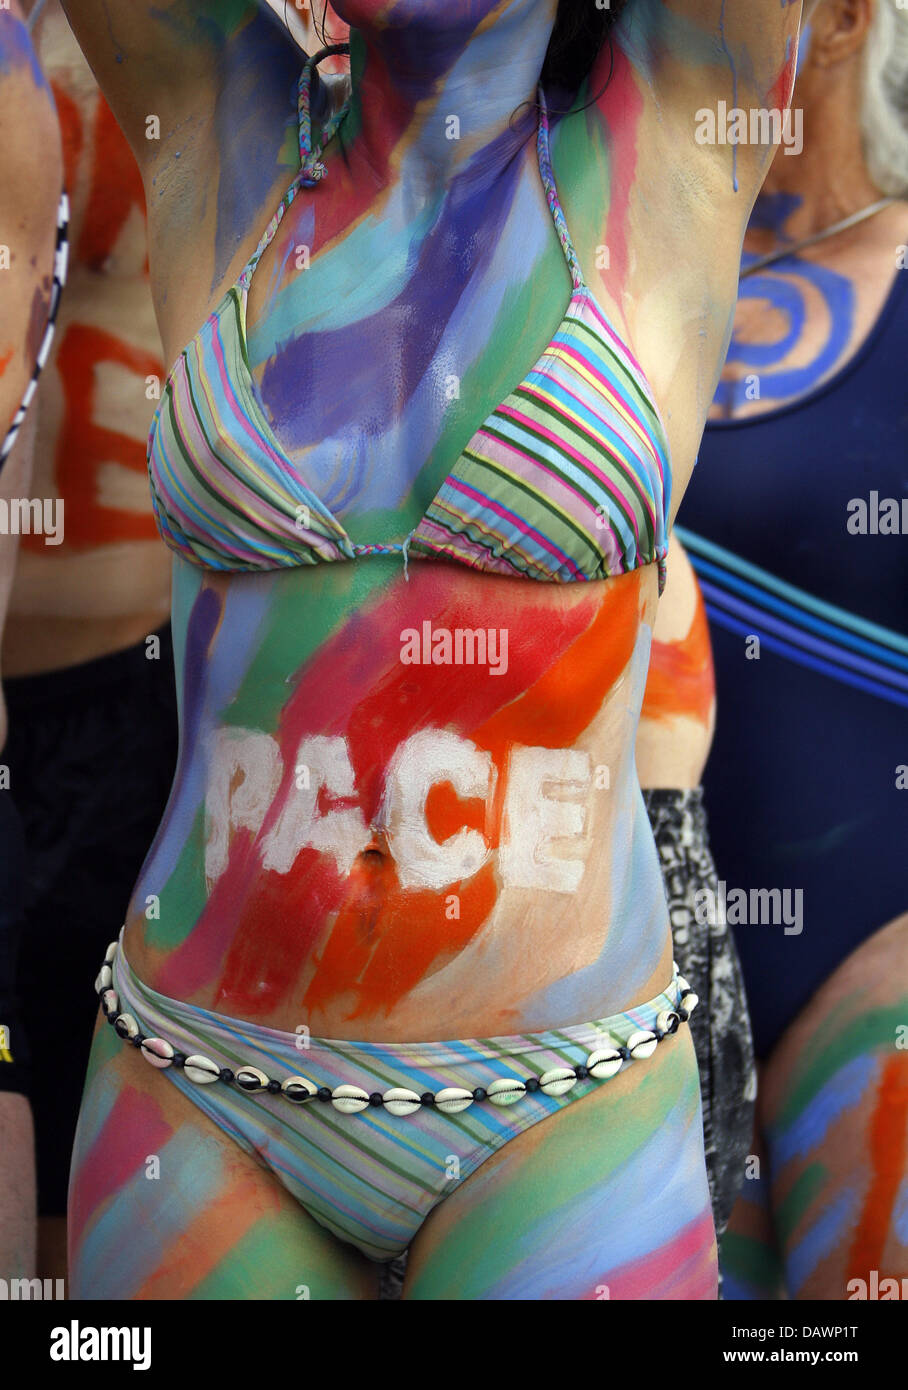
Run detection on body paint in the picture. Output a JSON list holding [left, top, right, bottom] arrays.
[[640, 579, 714, 726], [714, 255, 855, 412]]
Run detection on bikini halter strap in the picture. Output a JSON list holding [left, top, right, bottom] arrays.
[[535, 88, 585, 293], [239, 56, 584, 297], [238, 44, 352, 293]]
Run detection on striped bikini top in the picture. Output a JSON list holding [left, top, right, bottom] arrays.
[[147, 50, 672, 590]]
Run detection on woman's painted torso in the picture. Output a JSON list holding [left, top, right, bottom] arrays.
[[121, 3, 800, 1038]]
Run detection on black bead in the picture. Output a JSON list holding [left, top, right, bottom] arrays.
[[369, 1092, 384, 1107], [267, 1079, 281, 1094], [525, 1077, 540, 1092], [472, 1087, 487, 1102], [678, 1008, 689, 1022], [420, 1091, 435, 1106], [220, 1067, 235, 1083], [317, 1086, 332, 1102], [132, 1036, 144, 1048], [653, 1030, 664, 1042], [172, 1052, 186, 1067], [619, 1046, 631, 1060], [575, 1065, 589, 1080]]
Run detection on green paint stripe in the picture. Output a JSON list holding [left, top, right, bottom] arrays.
[[775, 1162, 828, 1247], [777, 1002, 908, 1128], [719, 1231, 784, 1294], [145, 804, 210, 952]]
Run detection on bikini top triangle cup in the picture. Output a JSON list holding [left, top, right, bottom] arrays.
[[147, 46, 672, 590]]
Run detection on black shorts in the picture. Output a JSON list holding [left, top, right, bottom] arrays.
[[3, 626, 178, 1216]]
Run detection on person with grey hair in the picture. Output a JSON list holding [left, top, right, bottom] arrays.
[[679, 0, 908, 1300]]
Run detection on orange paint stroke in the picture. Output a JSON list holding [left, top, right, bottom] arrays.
[[24, 322, 163, 551], [846, 1053, 908, 1281], [641, 584, 714, 725], [303, 857, 498, 1021], [133, 1168, 281, 1299], [0, 348, 13, 379], [472, 571, 642, 765]]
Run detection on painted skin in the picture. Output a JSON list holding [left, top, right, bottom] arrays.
[[64, 0, 803, 1297], [2, 0, 170, 679], [696, 0, 908, 1299], [0, 0, 62, 1285]]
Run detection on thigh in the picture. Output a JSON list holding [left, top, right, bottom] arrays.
[[403, 1028, 717, 1300], [68, 1018, 379, 1301], [760, 914, 908, 1300]]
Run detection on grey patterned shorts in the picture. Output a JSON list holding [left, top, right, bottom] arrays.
[[379, 786, 755, 1298], [642, 787, 756, 1242]]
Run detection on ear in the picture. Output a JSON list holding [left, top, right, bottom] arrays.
[[809, 0, 876, 69]]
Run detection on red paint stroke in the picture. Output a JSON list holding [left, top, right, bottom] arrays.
[[641, 582, 714, 725], [50, 80, 83, 195], [68, 1085, 173, 1259], [23, 322, 163, 552], [0, 348, 12, 378], [581, 1208, 717, 1300], [78, 94, 148, 272], [846, 1053, 908, 1281], [590, 43, 643, 317], [768, 41, 798, 113]]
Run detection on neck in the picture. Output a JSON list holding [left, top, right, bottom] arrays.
[[749, 64, 882, 247], [335, 0, 557, 188]]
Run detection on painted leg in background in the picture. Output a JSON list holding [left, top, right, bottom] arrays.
[[68, 1018, 379, 1301], [403, 1029, 717, 1301], [719, 1113, 786, 1300], [759, 914, 908, 1299]]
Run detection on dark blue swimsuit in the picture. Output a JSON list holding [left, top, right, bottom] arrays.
[[678, 267, 908, 1057]]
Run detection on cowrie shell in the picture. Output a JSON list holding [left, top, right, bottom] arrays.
[[114, 1013, 139, 1040], [627, 1029, 658, 1060], [657, 1009, 681, 1036], [282, 1076, 317, 1104], [331, 1084, 370, 1114], [95, 965, 112, 993], [434, 1087, 473, 1114], [101, 989, 119, 1016], [586, 1048, 623, 1080], [140, 1037, 174, 1068], [538, 1067, 578, 1097], [235, 1066, 269, 1093], [184, 1054, 221, 1084], [680, 991, 700, 1015], [382, 1087, 422, 1116], [487, 1078, 527, 1106], [104, 941, 118, 964]]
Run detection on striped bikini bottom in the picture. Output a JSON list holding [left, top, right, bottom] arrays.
[[110, 938, 693, 1263]]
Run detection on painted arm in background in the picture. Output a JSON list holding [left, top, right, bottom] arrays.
[[572, 0, 813, 513], [0, 0, 61, 1282]]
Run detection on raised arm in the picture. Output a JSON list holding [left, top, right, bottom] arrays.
[[607, 0, 810, 193], [57, 0, 265, 162]]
